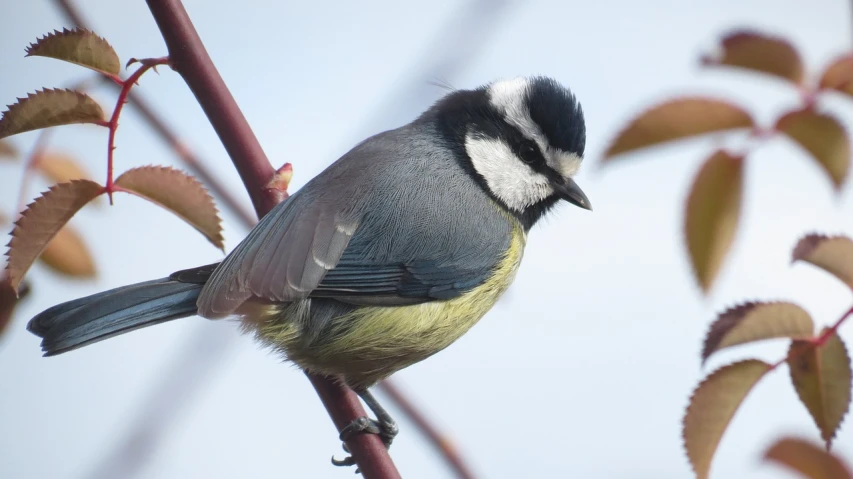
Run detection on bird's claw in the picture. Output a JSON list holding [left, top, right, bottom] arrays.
[[331, 415, 398, 471], [331, 416, 382, 471], [339, 416, 382, 441], [378, 419, 398, 448]]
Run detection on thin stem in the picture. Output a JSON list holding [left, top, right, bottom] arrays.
[[814, 303, 853, 346], [55, 0, 257, 226], [142, 0, 398, 476], [769, 303, 853, 371], [143, 0, 278, 216], [104, 57, 169, 203], [15, 129, 53, 218], [379, 381, 477, 479]]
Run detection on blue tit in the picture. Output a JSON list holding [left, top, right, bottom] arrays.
[[28, 75, 590, 465]]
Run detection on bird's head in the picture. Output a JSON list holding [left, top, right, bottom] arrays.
[[432, 76, 589, 228]]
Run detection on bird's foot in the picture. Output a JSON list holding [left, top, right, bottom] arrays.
[[331, 415, 398, 471]]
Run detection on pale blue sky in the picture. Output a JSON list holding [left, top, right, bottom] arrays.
[[1, 1, 852, 478]]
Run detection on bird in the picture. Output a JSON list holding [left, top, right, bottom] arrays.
[[26, 75, 590, 467]]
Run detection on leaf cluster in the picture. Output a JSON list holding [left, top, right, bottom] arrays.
[[0, 29, 229, 329], [601, 30, 853, 478]]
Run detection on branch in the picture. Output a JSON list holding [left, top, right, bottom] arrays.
[[768, 304, 853, 371], [379, 381, 477, 479], [143, 1, 278, 216], [82, 328, 237, 479], [55, 0, 257, 227], [104, 57, 170, 203], [141, 0, 398, 476]]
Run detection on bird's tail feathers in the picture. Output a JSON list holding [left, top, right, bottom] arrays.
[[27, 277, 203, 356]]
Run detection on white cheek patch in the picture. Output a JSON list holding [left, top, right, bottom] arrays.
[[548, 150, 582, 178], [465, 134, 554, 212]]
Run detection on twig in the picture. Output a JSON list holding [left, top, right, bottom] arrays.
[[15, 129, 53, 218], [141, 0, 398, 476], [83, 327, 236, 479], [816, 303, 853, 343], [143, 0, 279, 216], [379, 381, 477, 479], [55, 0, 258, 227], [103, 57, 169, 203], [768, 304, 853, 370]]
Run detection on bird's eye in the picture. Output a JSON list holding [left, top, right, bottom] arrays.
[[520, 143, 538, 164]]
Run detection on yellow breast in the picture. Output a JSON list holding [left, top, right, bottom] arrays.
[[255, 220, 527, 389]]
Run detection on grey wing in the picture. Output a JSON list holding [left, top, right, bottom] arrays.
[[196, 187, 359, 317], [196, 125, 513, 317]]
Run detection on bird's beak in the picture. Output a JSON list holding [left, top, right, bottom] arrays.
[[553, 178, 592, 211]]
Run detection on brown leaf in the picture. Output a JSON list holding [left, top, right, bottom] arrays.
[[793, 234, 853, 291], [775, 109, 850, 189], [0, 277, 31, 339], [34, 151, 92, 184], [788, 329, 852, 448], [603, 98, 754, 160], [683, 359, 771, 479], [702, 31, 804, 84], [25, 28, 120, 77], [0, 139, 18, 160], [819, 55, 853, 98], [685, 150, 744, 292], [764, 436, 853, 479], [114, 166, 224, 250], [702, 302, 814, 364], [38, 225, 96, 278], [5, 179, 103, 290], [0, 89, 105, 140]]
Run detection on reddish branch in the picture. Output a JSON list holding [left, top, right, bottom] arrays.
[[816, 303, 853, 344], [142, 0, 279, 217], [58, 1, 256, 226], [141, 0, 399, 476], [103, 57, 169, 203], [380, 381, 477, 479], [769, 304, 853, 370]]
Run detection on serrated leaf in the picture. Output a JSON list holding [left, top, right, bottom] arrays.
[[819, 55, 853, 98], [38, 225, 96, 278], [702, 31, 804, 84], [0, 89, 105, 140], [764, 436, 853, 479], [702, 302, 814, 364], [5, 179, 103, 290], [602, 98, 754, 160], [788, 329, 852, 448], [793, 234, 853, 291], [685, 150, 744, 292], [683, 359, 771, 479], [0, 140, 18, 160], [34, 151, 92, 184], [25, 28, 120, 77], [0, 277, 30, 339], [775, 109, 850, 189], [114, 166, 224, 250]]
